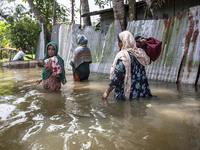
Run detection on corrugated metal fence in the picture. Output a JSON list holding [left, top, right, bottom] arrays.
[[36, 6, 200, 85]]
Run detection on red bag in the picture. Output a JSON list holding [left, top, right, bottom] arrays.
[[145, 37, 162, 61], [136, 37, 162, 61]]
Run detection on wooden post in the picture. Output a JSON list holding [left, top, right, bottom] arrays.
[[9, 50, 12, 61]]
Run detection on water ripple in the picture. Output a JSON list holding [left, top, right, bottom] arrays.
[[0, 104, 16, 121], [21, 122, 44, 141]]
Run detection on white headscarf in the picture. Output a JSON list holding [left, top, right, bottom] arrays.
[[110, 31, 150, 100]]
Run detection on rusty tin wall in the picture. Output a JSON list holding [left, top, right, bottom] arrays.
[[178, 6, 200, 85], [52, 24, 105, 72], [46, 6, 200, 85], [127, 10, 189, 83]]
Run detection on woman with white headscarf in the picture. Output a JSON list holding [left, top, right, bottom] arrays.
[[102, 31, 152, 100]]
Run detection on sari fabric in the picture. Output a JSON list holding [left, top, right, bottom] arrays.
[[70, 35, 92, 81], [72, 46, 92, 68], [110, 31, 151, 100], [109, 52, 152, 100], [42, 42, 66, 91], [71, 35, 92, 68], [42, 74, 61, 91]]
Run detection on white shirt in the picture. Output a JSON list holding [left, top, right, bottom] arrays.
[[13, 51, 26, 61]]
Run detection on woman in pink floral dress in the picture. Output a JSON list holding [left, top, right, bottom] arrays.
[[36, 42, 67, 91]]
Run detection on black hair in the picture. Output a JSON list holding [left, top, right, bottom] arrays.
[[47, 44, 55, 50], [117, 35, 121, 42], [48, 44, 53, 47], [21, 48, 26, 51], [117, 35, 122, 51], [135, 36, 146, 41], [135, 36, 142, 41]]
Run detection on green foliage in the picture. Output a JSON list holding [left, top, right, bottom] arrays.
[[6, 17, 41, 54], [0, 21, 11, 48], [26, 0, 70, 31], [94, 0, 111, 9], [0, 58, 9, 62], [95, 23, 100, 31], [100, 73, 107, 78], [1, 3, 28, 24]]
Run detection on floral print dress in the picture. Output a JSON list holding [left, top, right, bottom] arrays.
[[42, 60, 62, 91], [109, 52, 152, 100], [42, 75, 61, 91]]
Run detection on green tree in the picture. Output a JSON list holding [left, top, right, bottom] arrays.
[[94, 0, 111, 9], [71, 0, 75, 24], [0, 21, 10, 48], [0, 0, 11, 21], [81, 0, 91, 26], [111, 0, 167, 30], [25, 0, 70, 45], [6, 17, 41, 54], [129, 0, 136, 21], [0, 1, 27, 24], [7, 4, 27, 23], [28, 0, 70, 31], [112, 0, 126, 31]]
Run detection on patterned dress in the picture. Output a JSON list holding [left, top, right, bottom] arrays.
[[42, 74, 61, 91], [109, 51, 152, 100], [41, 42, 66, 91], [44, 56, 62, 77], [42, 60, 62, 91]]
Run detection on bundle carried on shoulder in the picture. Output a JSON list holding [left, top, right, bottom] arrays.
[[136, 37, 162, 62]]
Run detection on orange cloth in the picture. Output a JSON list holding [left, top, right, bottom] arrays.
[[74, 72, 80, 81]]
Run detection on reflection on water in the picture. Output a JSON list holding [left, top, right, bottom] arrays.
[[0, 67, 200, 150]]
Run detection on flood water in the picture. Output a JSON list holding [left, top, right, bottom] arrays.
[[0, 67, 200, 150]]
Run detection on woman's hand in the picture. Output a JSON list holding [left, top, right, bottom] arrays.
[[36, 79, 42, 84], [102, 91, 109, 99], [140, 38, 147, 48], [45, 59, 53, 72], [102, 86, 114, 99]]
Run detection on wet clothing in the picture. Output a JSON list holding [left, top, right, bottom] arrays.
[[13, 50, 26, 61], [71, 46, 92, 68], [70, 35, 92, 81], [42, 74, 61, 91], [70, 61, 91, 81], [44, 56, 62, 77], [109, 52, 152, 100], [110, 31, 151, 100], [42, 42, 67, 91]]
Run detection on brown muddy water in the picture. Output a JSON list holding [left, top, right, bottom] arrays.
[[0, 67, 200, 150]]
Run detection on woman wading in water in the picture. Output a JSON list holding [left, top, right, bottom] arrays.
[[102, 31, 152, 100], [36, 42, 67, 91], [70, 35, 92, 81]]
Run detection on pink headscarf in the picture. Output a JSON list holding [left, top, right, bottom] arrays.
[[110, 31, 150, 100]]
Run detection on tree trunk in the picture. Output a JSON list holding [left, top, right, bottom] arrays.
[[80, 0, 91, 26], [27, 0, 51, 46], [53, 0, 56, 25], [112, 0, 126, 31], [129, 0, 136, 21], [71, 0, 75, 24]]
